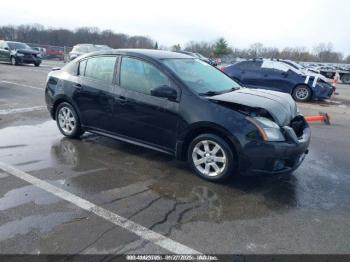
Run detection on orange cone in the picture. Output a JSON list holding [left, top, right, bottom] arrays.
[[305, 112, 330, 125]]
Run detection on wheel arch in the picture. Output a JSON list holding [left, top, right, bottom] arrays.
[[52, 96, 81, 121], [176, 122, 241, 164], [292, 83, 313, 98]]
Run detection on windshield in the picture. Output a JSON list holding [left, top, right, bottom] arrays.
[[162, 58, 240, 95], [8, 42, 31, 50]]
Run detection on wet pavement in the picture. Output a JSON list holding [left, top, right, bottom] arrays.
[[1, 62, 350, 254]]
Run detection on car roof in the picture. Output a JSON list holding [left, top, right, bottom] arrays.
[[85, 49, 193, 60], [6, 41, 22, 44]]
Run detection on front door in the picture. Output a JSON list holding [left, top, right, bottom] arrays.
[[0, 42, 10, 62], [112, 56, 179, 151]]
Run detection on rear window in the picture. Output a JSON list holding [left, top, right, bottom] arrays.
[[83, 56, 116, 83]]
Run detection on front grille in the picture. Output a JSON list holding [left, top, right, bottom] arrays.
[[289, 115, 305, 138]]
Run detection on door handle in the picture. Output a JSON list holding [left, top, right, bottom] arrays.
[[74, 83, 82, 89], [115, 96, 128, 105]]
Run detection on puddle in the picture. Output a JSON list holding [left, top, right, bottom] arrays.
[[0, 185, 60, 211], [0, 212, 75, 242], [0, 121, 59, 172]]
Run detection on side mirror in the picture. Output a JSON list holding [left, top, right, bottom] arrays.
[[151, 85, 177, 101], [4, 47, 9, 51]]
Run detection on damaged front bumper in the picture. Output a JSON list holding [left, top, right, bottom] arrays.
[[240, 118, 311, 175]]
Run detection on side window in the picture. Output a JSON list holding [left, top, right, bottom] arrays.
[[83, 56, 117, 84], [78, 59, 87, 76], [236, 61, 248, 69], [261, 60, 278, 74], [120, 57, 170, 95], [252, 61, 262, 70]]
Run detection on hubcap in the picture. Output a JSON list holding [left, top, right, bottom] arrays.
[[296, 87, 309, 100], [58, 107, 76, 135], [192, 140, 227, 177]]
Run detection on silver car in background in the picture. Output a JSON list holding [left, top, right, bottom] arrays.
[[68, 44, 112, 61]]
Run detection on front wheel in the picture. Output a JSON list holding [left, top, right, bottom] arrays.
[[11, 56, 18, 66], [292, 85, 311, 102], [188, 134, 236, 182], [34, 62, 41, 67], [56, 102, 84, 139]]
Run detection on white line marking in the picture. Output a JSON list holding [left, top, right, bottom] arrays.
[[0, 106, 46, 115], [0, 80, 43, 91], [0, 161, 201, 254]]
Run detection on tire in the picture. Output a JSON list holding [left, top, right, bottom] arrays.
[[55, 102, 84, 139], [292, 85, 312, 102], [34, 62, 41, 67], [187, 133, 236, 182], [11, 56, 18, 66]]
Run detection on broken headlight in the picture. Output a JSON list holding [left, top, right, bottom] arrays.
[[247, 117, 285, 142]]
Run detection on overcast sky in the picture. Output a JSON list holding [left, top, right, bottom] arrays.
[[1, 0, 349, 55]]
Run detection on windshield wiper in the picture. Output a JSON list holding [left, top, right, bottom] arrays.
[[199, 87, 239, 96], [199, 91, 221, 96], [224, 87, 239, 93]]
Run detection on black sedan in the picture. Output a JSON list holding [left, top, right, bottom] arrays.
[[45, 49, 310, 181], [0, 40, 42, 66]]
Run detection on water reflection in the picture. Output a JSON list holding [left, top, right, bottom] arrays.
[[50, 136, 299, 223]]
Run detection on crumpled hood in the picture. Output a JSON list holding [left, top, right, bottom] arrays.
[[209, 88, 298, 126]]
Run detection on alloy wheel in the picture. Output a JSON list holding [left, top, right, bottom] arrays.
[[192, 140, 227, 177], [58, 106, 76, 135], [295, 87, 309, 100]]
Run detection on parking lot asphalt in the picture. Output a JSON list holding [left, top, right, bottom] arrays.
[[1, 61, 350, 255]]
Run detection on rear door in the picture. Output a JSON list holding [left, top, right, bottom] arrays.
[[72, 55, 118, 132], [239, 61, 264, 88]]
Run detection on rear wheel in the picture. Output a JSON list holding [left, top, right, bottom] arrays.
[[292, 85, 311, 102], [188, 134, 236, 182], [56, 102, 84, 139]]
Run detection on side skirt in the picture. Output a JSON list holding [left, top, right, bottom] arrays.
[[85, 127, 174, 156]]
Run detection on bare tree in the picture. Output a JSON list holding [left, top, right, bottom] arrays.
[[0, 24, 155, 49]]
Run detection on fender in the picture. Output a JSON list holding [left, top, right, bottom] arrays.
[[51, 94, 82, 121], [176, 121, 243, 162]]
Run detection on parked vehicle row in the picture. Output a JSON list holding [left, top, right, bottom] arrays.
[[222, 59, 334, 102], [45, 49, 310, 182], [301, 62, 350, 84]]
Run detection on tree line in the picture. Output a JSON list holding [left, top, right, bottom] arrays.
[[0, 24, 349, 63], [174, 38, 350, 63], [0, 24, 155, 49]]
